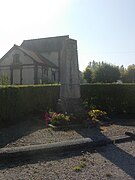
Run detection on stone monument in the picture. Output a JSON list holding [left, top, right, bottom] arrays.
[[57, 38, 86, 122]]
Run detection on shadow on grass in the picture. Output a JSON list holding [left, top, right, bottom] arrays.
[[0, 116, 46, 148]]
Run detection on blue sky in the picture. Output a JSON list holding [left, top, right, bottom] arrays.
[[0, 0, 135, 71]]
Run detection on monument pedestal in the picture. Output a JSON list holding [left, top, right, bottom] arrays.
[[57, 38, 87, 124], [57, 98, 87, 123]]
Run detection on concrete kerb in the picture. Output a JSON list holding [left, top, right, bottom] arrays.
[[0, 134, 134, 161]]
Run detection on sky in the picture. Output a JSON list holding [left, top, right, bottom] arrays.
[[0, 0, 135, 71]]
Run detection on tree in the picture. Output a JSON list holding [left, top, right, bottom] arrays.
[[119, 65, 125, 81], [83, 61, 120, 83], [125, 64, 135, 83], [79, 71, 86, 84], [92, 62, 120, 83], [88, 60, 99, 70], [83, 67, 92, 83], [83, 60, 100, 83]]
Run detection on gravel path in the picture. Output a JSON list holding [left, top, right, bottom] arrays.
[[0, 118, 134, 148], [0, 142, 134, 180], [0, 118, 134, 179]]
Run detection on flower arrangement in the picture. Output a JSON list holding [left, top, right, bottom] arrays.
[[88, 109, 107, 120], [50, 113, 70, 126]]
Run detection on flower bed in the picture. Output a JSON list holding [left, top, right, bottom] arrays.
[[49, 113, 70, 126], [88, 109, 107, 120], [48, 112, 85, 130]]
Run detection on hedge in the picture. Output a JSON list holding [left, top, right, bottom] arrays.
[[0, 84, 135, 127], [81, 84, 135, 114], [0, 85, 59, 126]]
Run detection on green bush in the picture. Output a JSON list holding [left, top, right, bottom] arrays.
[[0, 83, 135, 127], [81, 84, 135, 114], [0, 85, 60, 127]]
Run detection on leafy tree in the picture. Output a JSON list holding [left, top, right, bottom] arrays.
[[125, 64, 135, 83], [92, 62, 120, 83], [88, 60, 99, 70], [79, 71, 86, 84], [83, 67, 92, 83], [119, 65, 125, 79], [83, 61, 120, 83]]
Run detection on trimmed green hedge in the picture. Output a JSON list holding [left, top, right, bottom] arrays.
[[81, 84, 135, 114], [0, 85, 60, 126], [0, 84, 135, 127]]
